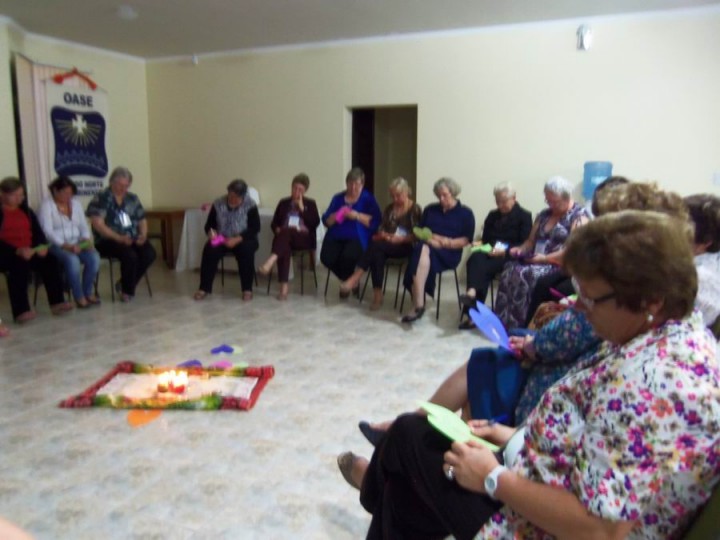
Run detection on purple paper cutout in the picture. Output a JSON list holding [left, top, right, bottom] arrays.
[[211, 344, 234, 354], [177, 359, 202, 367], [468, 302, 511, 351]]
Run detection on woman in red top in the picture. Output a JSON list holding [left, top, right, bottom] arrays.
[[0, 177, 72, 322]]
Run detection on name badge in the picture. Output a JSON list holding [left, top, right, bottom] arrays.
[[493, 241, 508, 251], [288, 215, 300, 229], [118, 211, 132, 228], [534, 239, 548, 255], [395, 226, 408, 237]]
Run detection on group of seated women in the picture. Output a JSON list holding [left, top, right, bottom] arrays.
[[0, 165, 156, 328], [336, 179, 720, 539]]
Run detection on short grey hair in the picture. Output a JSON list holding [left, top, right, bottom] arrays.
[[493, 182, 516, 198], [227, 178, 248, 198], [109, 166, 132, 185], [433, 177, 461, 198], [389, 176, 412, 196], [544, 176, 573, 199], [346, 167, 365, 184]]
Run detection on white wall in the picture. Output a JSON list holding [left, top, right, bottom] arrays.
[[146, 8, 720, 228]]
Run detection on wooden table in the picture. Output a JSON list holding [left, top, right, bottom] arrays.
[[145, 208, 187, 269]]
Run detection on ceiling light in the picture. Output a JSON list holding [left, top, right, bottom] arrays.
[[117, 5, 138, 21]]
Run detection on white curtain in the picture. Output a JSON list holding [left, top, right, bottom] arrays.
[[14, 54, 93, 210]]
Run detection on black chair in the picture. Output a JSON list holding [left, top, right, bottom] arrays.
[[99, 256, 153, 302], [358, 257, 407, 309], [265, 249, 317, 296], [400, 266, 461, 320], [220, 254, 259, 288]]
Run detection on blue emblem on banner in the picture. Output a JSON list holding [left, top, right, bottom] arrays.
[[50, 107, 108, 177]]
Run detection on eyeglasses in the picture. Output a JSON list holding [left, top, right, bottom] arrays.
[[571, 277, 616, 310]]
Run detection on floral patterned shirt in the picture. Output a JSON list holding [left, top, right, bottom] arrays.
[[477, 310, 720, 539]]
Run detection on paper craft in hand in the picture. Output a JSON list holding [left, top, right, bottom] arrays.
[[32, 244, 50, 253], [418, 401, 499, 452], [210, 234, 226, 247], [335, 206, 351, 224], [471, 243, 492, 254], [77, 240, 93, 250], [469, 302, 511, 351]]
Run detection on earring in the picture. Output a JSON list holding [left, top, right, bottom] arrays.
[[647, 313, 654, 324]]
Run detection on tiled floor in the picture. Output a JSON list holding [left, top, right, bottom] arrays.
[[0, 262, 492, 539]]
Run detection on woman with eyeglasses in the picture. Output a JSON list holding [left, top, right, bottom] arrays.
[[338, 210, 719, 539], [493, 176, 589, 330]]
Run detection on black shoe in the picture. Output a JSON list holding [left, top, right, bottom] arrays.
[[358, 421, 386, 447], [458, 317, 476, 330], [401, 308, 425, 323], [459, 293, 477, 309]]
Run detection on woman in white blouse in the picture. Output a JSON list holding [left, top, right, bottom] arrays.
[[38, 176, 100, 308]]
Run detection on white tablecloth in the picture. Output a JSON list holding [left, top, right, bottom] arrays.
[[175, 207, 324, 277]]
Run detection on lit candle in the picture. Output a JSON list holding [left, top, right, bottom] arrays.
[[157, 371, 170, 393]]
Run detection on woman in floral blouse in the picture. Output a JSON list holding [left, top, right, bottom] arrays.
[[339, 211, 719, 539]]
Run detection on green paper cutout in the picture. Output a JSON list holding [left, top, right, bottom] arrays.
[[412, 227, 433, 242], [471, 243, 492, 254], [32, 244, 50, 253], [77, 240, 93, 249], [418, 401, 500, 452]]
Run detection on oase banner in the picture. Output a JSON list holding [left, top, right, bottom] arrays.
[[45, 82, 110, 196]]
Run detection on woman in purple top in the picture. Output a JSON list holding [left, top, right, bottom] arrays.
[[401, 177, 475, 323], [257, 173, 320, 300], [320, 168, 381, 296]]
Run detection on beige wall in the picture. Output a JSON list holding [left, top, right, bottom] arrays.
[[147, 9, 720, 228], [0, 25, 153, 204], [0, 22, 17, 179]]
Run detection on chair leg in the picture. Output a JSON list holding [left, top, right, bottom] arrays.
[[394, 263, 404, 309], [490, 279, 495, 310], [145, 273, 153, 297], [359, 272, 371, 304], [108, 259, 116, 303], [311, 254, 318, 292], [324, 267, 331, 297], [298, 252, 304, 296], [436, 272, 442, 320], [454, 268, 461, 313], [266, 267, 272, 295], [399, 286, 406, 313], [220, 257, 225, 288]]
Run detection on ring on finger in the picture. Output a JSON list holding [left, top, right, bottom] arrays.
[[445, 465, 455, 481]]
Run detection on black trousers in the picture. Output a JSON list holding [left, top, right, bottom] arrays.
[[356, 240, 413, 288], [465, 252, 508, 303], [320, 237, 364, 281], [0, 252, 65, 318], [361, 414, 501, 540], [523, 272, 573, 327], [199, 239, 258, 293], [96, 240, 156, 297]]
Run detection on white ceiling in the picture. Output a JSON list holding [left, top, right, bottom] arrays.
[[0, 0, 718, 60]]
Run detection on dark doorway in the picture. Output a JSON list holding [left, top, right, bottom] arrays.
[[350, 106, 418, 209], [351, 108, 375, 193]]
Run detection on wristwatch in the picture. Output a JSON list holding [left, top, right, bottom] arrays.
[[484, 465, 508, 500]]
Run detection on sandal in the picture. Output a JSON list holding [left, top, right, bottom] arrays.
[[337, 451, 361, 490], [193, 290, 208, 301], [459, 293, 477, 309], [0, 322, 9, 337], [401, 307, 425, 323], [51, 302, 74, 315], [358, 421, 386, 447], [87, 296, 101, 306]]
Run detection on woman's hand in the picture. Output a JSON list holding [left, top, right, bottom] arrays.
[[508, 335, 536, 360], [444, 440, 499, 494], [526, 253, 548, 264], [17, 247, 34, 261], [509, 246, 523, 257], [467, 419, 517, 446], [135, 234, 147, 246], [489, 246, 506, 258]]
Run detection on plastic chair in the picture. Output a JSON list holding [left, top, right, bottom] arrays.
[[359, 257, 407, 309], [400, 267, 461, 320]]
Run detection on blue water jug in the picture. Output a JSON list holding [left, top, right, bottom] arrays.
[[583, 161, 613, 200]]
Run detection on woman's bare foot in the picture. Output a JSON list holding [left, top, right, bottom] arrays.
[[0, 322, 9, 337], [257, 254, 277, 276], [242, 291, 253, 301], [15, 311, 37, 324], [277, 283, 289, 301], [369, 289, 383, 311], [193, 290, 208, 301], [50, 302, 74, 315]]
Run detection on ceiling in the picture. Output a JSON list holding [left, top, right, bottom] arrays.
[[0, 0, 718, 60]]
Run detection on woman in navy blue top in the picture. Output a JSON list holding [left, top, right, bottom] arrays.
[[402, 178, 475, 322], [320, 168, 381, 296]]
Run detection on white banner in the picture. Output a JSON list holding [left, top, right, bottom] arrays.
[[44, 82, 110, 196]]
